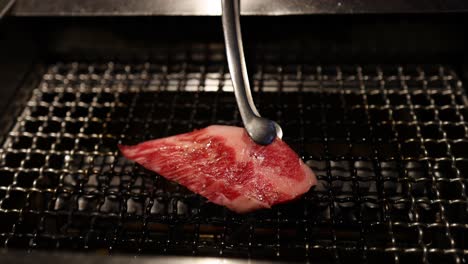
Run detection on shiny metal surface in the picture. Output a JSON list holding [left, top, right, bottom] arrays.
[[10, 0, 468, 16], [0, 0, 16, 18], [0, 59, 467, 263], [222, 0, 282, 145], [0, 252, 276, 264]]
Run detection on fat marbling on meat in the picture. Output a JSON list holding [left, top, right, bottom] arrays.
[[119, 125, 316, 213]]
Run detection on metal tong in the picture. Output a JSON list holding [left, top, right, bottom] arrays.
[[221, 0, 283, 145]]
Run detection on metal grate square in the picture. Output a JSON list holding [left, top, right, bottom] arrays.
[[0, 57, 467, 263]]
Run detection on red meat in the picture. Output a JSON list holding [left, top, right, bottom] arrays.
[[119, 125, 316, 213]]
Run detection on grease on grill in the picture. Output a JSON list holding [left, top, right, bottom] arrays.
[[0, 62, 467, 263]]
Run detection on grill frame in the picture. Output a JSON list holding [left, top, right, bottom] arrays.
[[0, 47, 467, 263], [9, 0, 468, 16], [1, 14, 468, 264]]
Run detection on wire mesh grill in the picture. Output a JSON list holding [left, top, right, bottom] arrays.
[[0, 54, 467, 263]]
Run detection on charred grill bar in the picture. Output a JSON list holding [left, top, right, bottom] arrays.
[[0, 55, 467, 262]]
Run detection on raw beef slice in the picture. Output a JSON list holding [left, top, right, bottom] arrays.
[[119, 125, 316, 213]]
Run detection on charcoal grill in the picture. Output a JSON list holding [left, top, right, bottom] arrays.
[[1, 1, 468, 264]]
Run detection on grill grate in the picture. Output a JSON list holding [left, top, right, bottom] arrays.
[[0, 55, 468, 263]]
